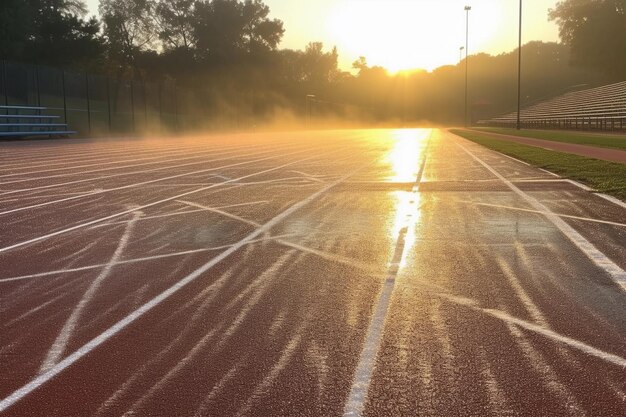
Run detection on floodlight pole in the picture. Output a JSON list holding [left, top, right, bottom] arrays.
[[464, 6, 471, 128], [516, 0, 523, 130]]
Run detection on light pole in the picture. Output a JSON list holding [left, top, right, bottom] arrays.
[[464, 5, 471, 128], [516, 0, 523, 130], [459, 46, 465, 63]]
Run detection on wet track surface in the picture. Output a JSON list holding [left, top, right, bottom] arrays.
[[0, 129, 625, 416]]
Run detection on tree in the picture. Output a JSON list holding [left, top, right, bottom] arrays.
[[99, 0, 157, 73], [156, 0, 195, 50], [549, 0, 626, 77], [192, 0, 284, 64], [0, 0, 104, 68], [0, 0, 32, 59]]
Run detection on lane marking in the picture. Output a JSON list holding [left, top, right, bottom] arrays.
[[437, 293, 626, 368], [456, 200, 626, 228], [0, 139, 280, 180], [343, 133, 430, 417], [0, 149, 344, 254], [176, 200, 261, 227], [176, 200, 379, 272], [457, 132, 626, 210], [88, 200, 270, 229], [596, 193, 626, 210], [0, 144, 267, 186], [453, 137, 626, 292], [0, 144, 297, 201], [39, 212, 142, 374], [0, 234, 298, 284], [0, 164, 365, 413]]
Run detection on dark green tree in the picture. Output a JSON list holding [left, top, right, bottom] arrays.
[[99, 0, 157, 74], [192, 0, 284, 65], [0, 0, 32, 59], [550, 0, 626, 77], [156, 0, 196, 50], [0, 0, 104, 68]]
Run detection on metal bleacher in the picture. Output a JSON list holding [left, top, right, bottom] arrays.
[[0, 105, 76, 139], [481, 80, 626, 131]]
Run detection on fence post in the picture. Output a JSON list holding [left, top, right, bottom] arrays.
[[2, 60, 8, 106], [106, 77, 112, 133], [130, 80, 135, 133], [158, 83, 163, 131], [85, 72, 91, 134], [174, 82, 179, 131], [143, 81, 148, 126], [35, 66, 41, 107], [62, 70, 68, 125]]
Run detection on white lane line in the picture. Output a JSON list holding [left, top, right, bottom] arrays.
[[0, 145, 262, 186], [176, 200, 379, 272], [0, 234, 298, 284], [458, 133, 626, 210], [0, 149, 332, 254], [343, 134, 430, 417], [176, 200, 261, 227], [89, 200, 270, 229], [596, 193, 626, 210], [0, 165, 364, 413], [0, 153, 276, 213], [456, 200, 626, 228], [454, 138, 626, 291], [437, 293, 626, 369], [0, 140, 272, 179], [39, 212, 142, 374], [0, 144, 293, 199], [498, 152, 531, 166]]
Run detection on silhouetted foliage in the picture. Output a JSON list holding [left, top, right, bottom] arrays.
[[192, 0, 284, 66], [156, 0, 195, 51], [0, 0, 104, 69], [550, 0, 626, 76], [99, 0, 157, 75], [0, 0, 622, 127]]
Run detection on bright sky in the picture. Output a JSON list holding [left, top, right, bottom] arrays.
[[85, 0, 561, 72]]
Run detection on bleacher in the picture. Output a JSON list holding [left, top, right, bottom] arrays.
[[480, 80, 626, 131], [0, 105, 76, 139]]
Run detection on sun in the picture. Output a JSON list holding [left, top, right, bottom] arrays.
[[328, 0, 505, 73]]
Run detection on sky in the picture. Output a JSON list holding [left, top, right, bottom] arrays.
[[84, 0, 561, 72]]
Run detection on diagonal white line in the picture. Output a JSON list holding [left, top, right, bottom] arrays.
[[39, 212, 142, 374], [0, 164, 366, 413], [0, 148, 342, 254], [452, 134, 626, 291]]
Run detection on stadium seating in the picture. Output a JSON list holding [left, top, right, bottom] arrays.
[[0, 105, 76, 138], [480, 80, 626, 131]]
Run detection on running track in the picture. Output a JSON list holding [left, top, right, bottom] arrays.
[[1, 129, 625, 416]]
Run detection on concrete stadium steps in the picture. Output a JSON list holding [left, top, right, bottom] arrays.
[[480, 80, 626, 130]]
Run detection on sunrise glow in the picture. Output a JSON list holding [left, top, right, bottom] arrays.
[[329, 0, 508, 72]]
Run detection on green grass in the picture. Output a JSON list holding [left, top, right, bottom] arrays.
[[450, 129, 626, 201], [473, 127, 626, 151]]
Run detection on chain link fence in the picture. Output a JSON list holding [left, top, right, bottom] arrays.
[[0, 60, 181, 136]]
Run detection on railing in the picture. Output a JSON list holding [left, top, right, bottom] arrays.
[[479, 80, 626, 131]]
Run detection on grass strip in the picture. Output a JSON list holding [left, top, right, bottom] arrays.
[[450, 129, 626, 201], [473, 127, 626, 151]]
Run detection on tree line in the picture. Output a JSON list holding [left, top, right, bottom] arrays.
[[0, 0, 623, 126]]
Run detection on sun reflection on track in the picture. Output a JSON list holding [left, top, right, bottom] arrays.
[[388, 129, 429, 268], [387, 129, 429, 183]]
